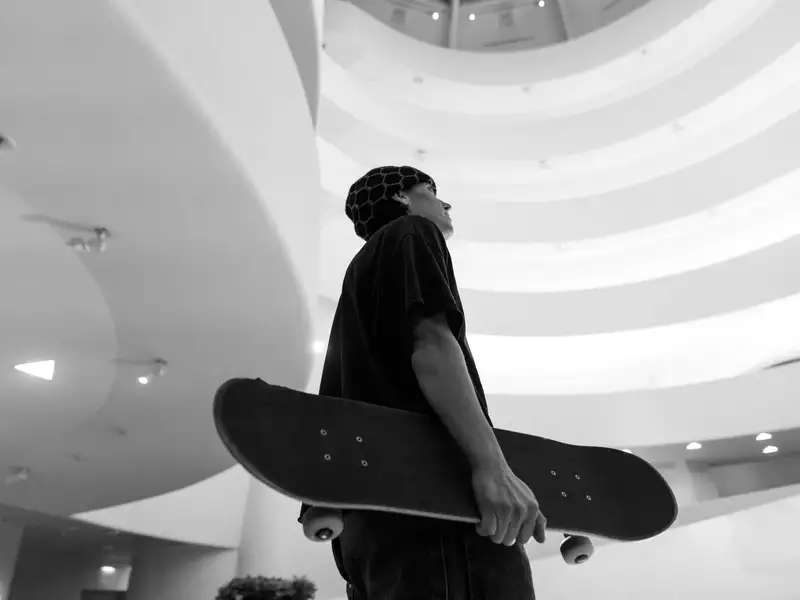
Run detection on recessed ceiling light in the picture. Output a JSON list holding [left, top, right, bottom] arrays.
[[686, 442, 702, 450], [755, 432, 772, 441], [13, 360, 55, 381], [762, 445, 779, 454]]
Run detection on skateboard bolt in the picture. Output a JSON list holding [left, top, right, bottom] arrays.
[[549, 470, 558, 477], [320, 429, 328, 436], [324, 454, 331, 461], [585, 494, 592, 502], [361, 460, 368, 467], [356, 436, 363, 443], [561, 491, 569, 498], [574, 473, 581, 480]]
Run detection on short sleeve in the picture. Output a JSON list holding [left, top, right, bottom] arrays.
[[379, 229, 464, 356]]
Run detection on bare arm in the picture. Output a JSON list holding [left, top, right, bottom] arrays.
[[409, 311, 505, 470], [409, 310, 547, 546]]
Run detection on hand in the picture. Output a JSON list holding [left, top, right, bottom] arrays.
[[470, 461, 547, 546]]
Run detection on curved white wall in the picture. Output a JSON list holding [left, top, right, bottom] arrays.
[[72, 466, 250, 548], [324, 0, 740, 88], [321, 2, 797, 153], [270, 0, 320, 127], [51, 0, 325, 545], [0, 0, 318, 517], [530, 490, 800, 599], [116, 0, 321, 310], [488, 363, 800, 447]]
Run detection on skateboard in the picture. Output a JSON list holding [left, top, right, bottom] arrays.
[[213, 378, 678, 565]]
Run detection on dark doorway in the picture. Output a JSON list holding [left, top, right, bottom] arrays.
[[81, 591, 126, 600]]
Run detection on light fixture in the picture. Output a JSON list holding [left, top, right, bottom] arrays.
[[432, 12, 440, 21], [755, 432, 772, 441], [13, 360, 55, 381], [100, 566, 116, 575], [4, 467, 30, 485], [538, 0, 546, 7], [468, 13, 476, 21], [66, 227, 110, 254], [762, 445, 779, 454], [137, 358, 168, 385], [686, 442, 702, 450]]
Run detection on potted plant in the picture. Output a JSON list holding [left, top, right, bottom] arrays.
[[216, 575, 317, 600]]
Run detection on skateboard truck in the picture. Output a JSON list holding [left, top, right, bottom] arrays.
[[301, 506, 595, 565]]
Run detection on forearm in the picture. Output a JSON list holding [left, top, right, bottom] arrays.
[[411, 336, 506, 470]]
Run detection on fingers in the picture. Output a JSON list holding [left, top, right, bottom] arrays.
[[517, 513, 536, 545], [475, 506, 547, 546], [476, 511, 511, 545], [503, 506, 543, 546], [475, 513, 497, 538], [534, 513, 547, 543]]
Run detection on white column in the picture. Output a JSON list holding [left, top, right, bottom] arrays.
[[0, 522, 24, 600], [448, 0, 461, 48]]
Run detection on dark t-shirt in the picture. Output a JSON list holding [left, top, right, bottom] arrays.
[[297, 214, 493, 526]]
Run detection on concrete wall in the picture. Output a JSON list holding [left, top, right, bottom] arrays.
[[126, 540, 237, 600], [0, 523, 23, 600], [10, 538, 130, 600]]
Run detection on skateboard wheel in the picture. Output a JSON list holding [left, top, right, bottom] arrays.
[[560, 534, 594, 565], [301, 506, 344, 542]]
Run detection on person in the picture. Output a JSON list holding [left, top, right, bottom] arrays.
[[297, 166, 546, 599]]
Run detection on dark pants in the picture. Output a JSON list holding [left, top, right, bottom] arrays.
[[332, 510, 535, 600]]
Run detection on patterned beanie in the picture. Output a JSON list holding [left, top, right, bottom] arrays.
[[345, 165, 437, 241]]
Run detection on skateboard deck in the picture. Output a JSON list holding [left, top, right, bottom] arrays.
[[214, 378, 677, 546]]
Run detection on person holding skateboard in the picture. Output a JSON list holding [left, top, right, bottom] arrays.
[[298, 166, 546, 599]]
